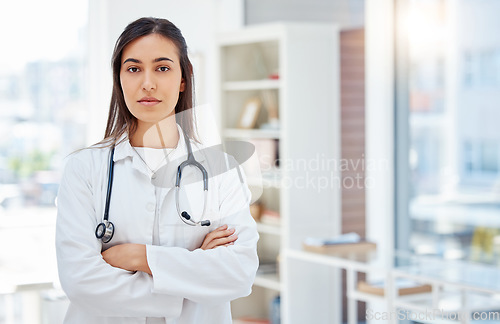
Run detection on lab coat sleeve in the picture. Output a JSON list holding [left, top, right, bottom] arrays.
[[55, 153, 184, 318], [146, 158, 259, 304]]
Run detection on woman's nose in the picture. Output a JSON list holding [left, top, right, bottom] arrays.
[[142, 71, 156, 91]]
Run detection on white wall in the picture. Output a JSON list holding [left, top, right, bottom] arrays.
[[87, 0, 244, 145], [365, 0, 395, 268], [365, 0, 395, 322], [245, 0, 365, 28]]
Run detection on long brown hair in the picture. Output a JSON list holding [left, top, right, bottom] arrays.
[[102, 17, 197, 145]]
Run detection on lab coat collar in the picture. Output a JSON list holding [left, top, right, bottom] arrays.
[[112, 124, 206, 164]]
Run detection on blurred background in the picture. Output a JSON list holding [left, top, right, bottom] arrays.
[[1, 0, 500, 323]]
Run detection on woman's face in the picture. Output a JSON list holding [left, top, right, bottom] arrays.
[[120, 33, 185, 127]]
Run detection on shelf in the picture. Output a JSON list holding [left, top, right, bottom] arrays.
[[222, 79, 281, 91], [247, 169, 281, 188], [348, 290, 386, 303], [285, 249, 379, 273], [254, 272, 281, 291], [256, 222, 281, 236], [219, 23, 340, 323], [223, 128, 280, 139]]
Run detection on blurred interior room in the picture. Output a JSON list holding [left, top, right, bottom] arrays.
[[2, 0, 500, 323]]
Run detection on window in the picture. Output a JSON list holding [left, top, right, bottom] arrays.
[[396, 0, 500, 264], [0, 1, 88, 321], [463, 140, 499, 175]]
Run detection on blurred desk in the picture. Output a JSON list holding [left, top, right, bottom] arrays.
[[286, 249, 500, 324], [390, 257, 500, 324]]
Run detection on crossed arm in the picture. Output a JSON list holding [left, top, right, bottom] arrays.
[[101, 224, 238, 274], [57, 152, 258, 317]]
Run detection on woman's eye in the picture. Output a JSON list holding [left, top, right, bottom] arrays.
[[157, 66, 170, 72], [127, 67, 139, 73]]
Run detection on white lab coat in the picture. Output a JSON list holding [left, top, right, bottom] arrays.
[[55, 125, 259, 324]]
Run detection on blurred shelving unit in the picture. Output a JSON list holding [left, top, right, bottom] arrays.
[[216, 23, 340, 323]]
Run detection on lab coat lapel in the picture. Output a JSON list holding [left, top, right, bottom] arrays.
[[112, 134, 152, 179]]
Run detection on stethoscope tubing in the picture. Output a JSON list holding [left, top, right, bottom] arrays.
[[104, 146, 115, 222], [96, 133, 210, 243]]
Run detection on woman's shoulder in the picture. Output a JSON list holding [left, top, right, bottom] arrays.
[[70, 143, 111, 159], [64, 144, 112, 172]]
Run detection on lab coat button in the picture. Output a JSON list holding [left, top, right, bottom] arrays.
[[146, 203, 155, 212]]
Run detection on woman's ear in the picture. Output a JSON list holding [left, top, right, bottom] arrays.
[[180, 78, 185, 92]]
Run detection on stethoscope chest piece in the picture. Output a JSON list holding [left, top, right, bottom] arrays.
[[95, 220, 115, 243]]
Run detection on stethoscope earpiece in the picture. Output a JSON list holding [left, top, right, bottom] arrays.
[[181, 211, 191, 220], [181, 211, 211, 226]]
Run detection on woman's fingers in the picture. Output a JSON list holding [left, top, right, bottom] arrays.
[[209, 228, 235, 240], [203, 232, 238, 250], [213, 224, 228, 231], [205, 234, 238, 250], [200, 225, 238, 250]]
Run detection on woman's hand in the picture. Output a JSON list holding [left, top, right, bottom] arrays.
[[200, 224, 238, 250], [101, 243, 152, 275]]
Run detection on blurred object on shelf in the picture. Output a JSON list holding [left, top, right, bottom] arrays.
[[250, 202, 263, 222], [358, 279, 432, 296], [304, 232, 361, 246], [238, 97, 262, 129], [257, 262, 277, 275], [303, 233, 376, 256], [260, 209, 280, 226], [259, 121, 280, 130], [269, 295, 280, 324], [303, 241, 376, 256], [260, 90, 279, 130], [249, 139, 278, 171], [268, 69, 279, 80], [276, 253, 281, 273], [251, 46, 269, 80]]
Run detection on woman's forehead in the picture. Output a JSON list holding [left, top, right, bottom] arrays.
[[122, 34, 179, 63]]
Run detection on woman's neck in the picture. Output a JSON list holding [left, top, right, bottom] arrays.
[[130, 117, 179, 149]]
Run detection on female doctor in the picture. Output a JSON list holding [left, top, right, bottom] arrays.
[[56, 17, 259, 324]]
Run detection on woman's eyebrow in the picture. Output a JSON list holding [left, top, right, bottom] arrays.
[[154, 57, 174, 63], [122, 57, 174, 65], [123, 58, 140, 64]]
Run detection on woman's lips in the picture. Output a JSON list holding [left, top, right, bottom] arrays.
[[138, 97, 161, 106]]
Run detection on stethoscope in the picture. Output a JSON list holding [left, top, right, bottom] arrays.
[[95, 133, 210, 243]]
